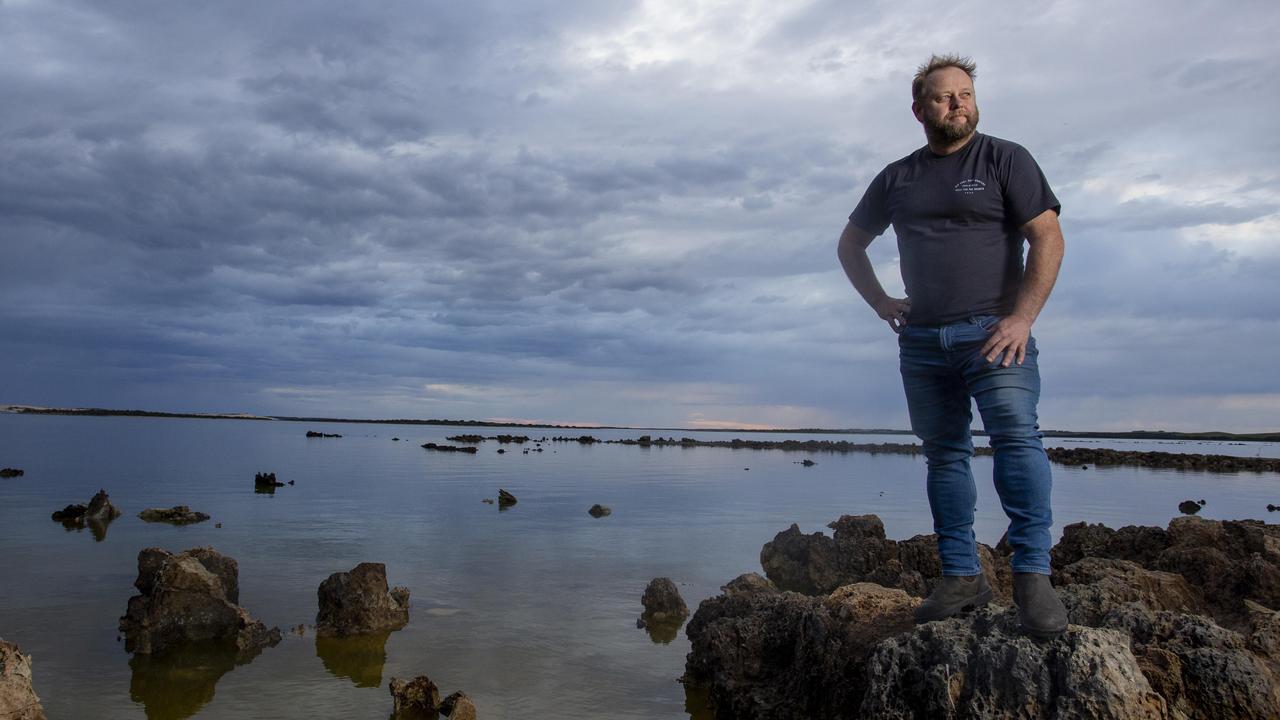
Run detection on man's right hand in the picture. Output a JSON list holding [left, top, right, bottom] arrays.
[[873, 296, 912, 333]]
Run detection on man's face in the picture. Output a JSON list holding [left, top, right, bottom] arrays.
[[913, 66, 979, 144]]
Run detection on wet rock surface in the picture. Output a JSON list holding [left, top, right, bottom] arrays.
[[0, 638, 47, 720], [685, 514, 1280, 719], [118, 547, 281, 658], [138, 506, 212, 525], [315, 562, 410, 637]]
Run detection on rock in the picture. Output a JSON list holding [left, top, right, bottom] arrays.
[[641, 577, 688, 621], [138, 506, 211, 525], [721, 572, 779, 598], [389, 675, 440, 716], [85, 489, 123, 520], [496, 448, 506, 454], [315, 563, 410, 637], [0, 638, 47, 720], [497, 489, 517, 507], [1179, 499, 1203, 515], [51, 503, 87, 521], [118, 547, 280, 657], [861, 608, 1168, 719], [254, 472, 284, 488], [440, 691, 478, 720], [800, 459, 816, 466], [0, 468, 25, 478], [392, 437, 400, 441], [422, 443, 478, 454], [1055, 557, 1206, 626], [588, 504, 611, 518], [759, 516, 1011, 604], [305, 430, 342, 438], [1268, 504, 1278, 512]]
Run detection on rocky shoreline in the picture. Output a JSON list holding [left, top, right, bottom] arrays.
[[683, 513, 1280, 718], [548, 435, 1280, 473]]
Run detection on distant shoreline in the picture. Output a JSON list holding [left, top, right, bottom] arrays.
[[3, 404, 1278, 442]]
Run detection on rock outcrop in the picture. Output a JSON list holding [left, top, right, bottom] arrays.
[[0, 638, 46, 720], [50, 489, 122, 539], [138, 506, 211, 525], [759, 514, 1012, 604], [497, 489, 517, 507], [118, 547, 282, 657], [685, 514, 1280, 719], [641, 577, 689, 622], [315, 563, 410, 637], [254, 472, 284, 488]]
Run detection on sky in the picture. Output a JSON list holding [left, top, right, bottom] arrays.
[[2, 0, 1278, 432]]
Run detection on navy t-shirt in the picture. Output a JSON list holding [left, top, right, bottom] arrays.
[[848, 133, 1060, 326]]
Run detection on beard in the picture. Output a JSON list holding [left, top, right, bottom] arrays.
[[924, 106, 979, 144]]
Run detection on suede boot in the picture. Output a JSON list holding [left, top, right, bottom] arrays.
[[914, 574, 993, 623], [1013, 572, 1068, 639]]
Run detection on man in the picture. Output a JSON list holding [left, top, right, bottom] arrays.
[[836, 55, 1067, 638]]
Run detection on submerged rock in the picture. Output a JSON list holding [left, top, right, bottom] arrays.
[[422, 443, 478, 454], [138, 506, 211, 525], [0, 638, 47, 720], [588, 504, 611, 518], [315, 563, 410, 637], [118, 547, 281, 658], [0, 468, 25, 478], [305, 430, 342, 438]]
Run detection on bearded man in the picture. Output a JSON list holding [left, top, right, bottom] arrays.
[[836, 54, 1068, 638]]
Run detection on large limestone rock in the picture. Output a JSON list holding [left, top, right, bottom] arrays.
[[686, 514, 1280, 719], [315, 563, 410, 637], [759, 514, 1012, 604], [118, 547, 281, 657], [0, 639, 46, 720], [640, 577, 689, 621], [861, 608, 1167, 719]]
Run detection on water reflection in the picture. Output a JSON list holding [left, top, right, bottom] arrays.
[[53, 514, 117, 542], [315, 631, 392, 687], [641, 616, 687, 645], [683, 683, 715, 720], [129, 641, 264, 720]]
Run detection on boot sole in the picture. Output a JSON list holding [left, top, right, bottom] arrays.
[[1020, 622, 1068, 640], [914, 588, 994, 623]]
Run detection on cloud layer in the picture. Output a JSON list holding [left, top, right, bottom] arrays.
[[2, 0, 1278, 431]]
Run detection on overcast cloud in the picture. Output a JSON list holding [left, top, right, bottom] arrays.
[[2, 0, 1278, 431]]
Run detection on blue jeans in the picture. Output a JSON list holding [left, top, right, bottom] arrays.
[[898, 315, 1053, 576]]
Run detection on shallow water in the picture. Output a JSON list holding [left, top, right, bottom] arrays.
[[1, 414, 1277, 719]]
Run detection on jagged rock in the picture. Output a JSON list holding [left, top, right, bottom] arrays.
[[0, 468, 25, 478], [641, 577, 689, 621], [860, 608, 1168, 719], [118, 547, 280, 657], [1056, 557, 1206, 626], [759, 515, 1011, 604], [1053, 516, 1280, 621], [138, 506, 211, 525], [1100, 605, 1280, 718], [389, 675, 440, 716], [1179, 499, 1203, 515], [588, 504, 611, 518], [85, 489, 122, 520], [441, 691, 477, 720], [0, 638, 47, 720], [315, 563, 410, 637], [1243, 599, 1280, 661], [51, 503, 87, 521], [254, 472, 284, 488], [497, 489, 517, 507]]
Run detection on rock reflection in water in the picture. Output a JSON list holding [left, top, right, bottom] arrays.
[[315, 631, 391, 687], [55, 515, 116, 541], [683, 682, 715, 720], [129, 641, 262, 720], [642, 617, 686, 645]]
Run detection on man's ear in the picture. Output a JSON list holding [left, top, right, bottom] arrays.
[[911, 101, 923, 123]]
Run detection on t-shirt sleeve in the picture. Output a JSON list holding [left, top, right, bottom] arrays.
[[848, 168, 892, 237], [1001, 143, 1060, 227]]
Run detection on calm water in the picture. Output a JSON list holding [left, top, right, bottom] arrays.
[[1, 414, 1278, 719]]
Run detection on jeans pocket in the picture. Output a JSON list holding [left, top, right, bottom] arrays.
[[973, 314, 1002, 331]]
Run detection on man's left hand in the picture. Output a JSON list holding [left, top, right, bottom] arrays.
[[980, 316, 1032, 367]]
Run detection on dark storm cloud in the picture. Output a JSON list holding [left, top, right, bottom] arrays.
[[2, 0, 1278, 429]]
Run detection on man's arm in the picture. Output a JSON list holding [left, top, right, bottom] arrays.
[[980, 209, 1065, 366], [837, 220, 911, 333]]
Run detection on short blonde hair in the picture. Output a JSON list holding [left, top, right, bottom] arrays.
[[912, 54, 977, 101]]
